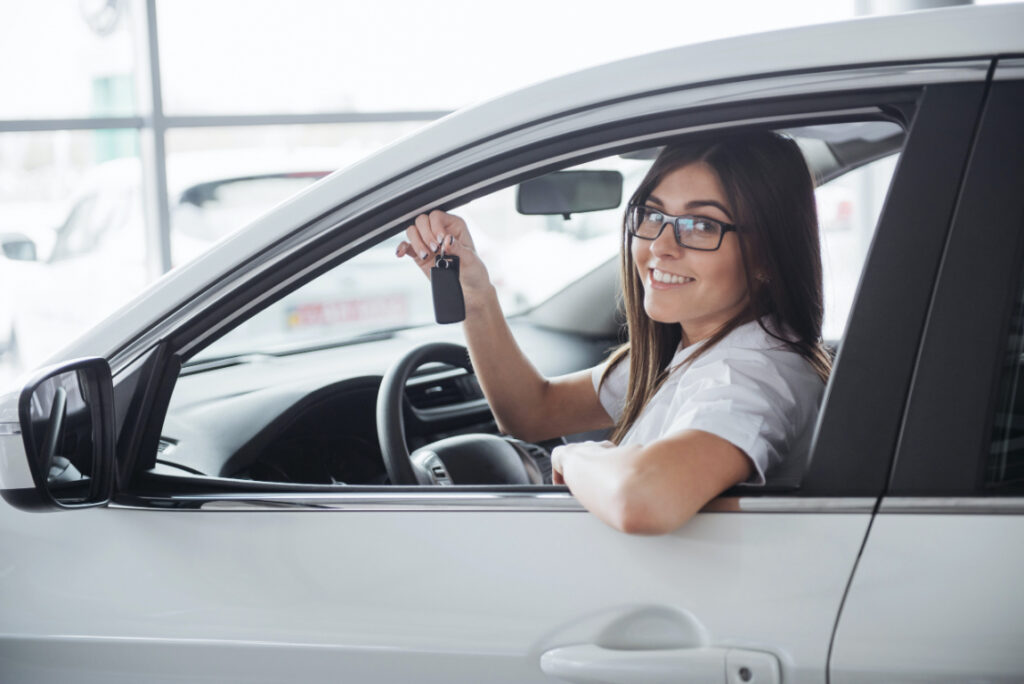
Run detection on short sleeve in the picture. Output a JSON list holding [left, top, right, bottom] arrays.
[[592, 356, 628, 423], [661, 352, 822, 486]]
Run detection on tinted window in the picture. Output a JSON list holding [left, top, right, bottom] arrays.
[[988, 279, 1024, 493]]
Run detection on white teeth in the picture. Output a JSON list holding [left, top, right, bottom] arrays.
[[652, 268, 692, 284]]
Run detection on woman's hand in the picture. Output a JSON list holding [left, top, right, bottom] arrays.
[[552, 448, 566, 485], [395, 210, 492, 309], [551, 440, 617, 486]]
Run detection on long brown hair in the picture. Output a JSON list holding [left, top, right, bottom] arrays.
[[604, 131, 831, 444]]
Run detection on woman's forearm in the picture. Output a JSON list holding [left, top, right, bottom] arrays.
[[398, 210, 611, 442], [461, 282, 556, 441], [554, 432, 752, 534]]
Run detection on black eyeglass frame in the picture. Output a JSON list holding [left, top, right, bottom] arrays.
[[626, 203, 738, 252]]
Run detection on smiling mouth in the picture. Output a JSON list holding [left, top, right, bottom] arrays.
[[650, 268, 695, 285]]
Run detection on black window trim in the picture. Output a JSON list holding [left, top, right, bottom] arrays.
[[887, 73, 1024, 497], [804, 79, 992, 496]]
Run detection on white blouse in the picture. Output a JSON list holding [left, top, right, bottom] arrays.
[[591, 320, 825, 486]]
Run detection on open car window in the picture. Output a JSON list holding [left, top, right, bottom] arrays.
[[191, 155, 652, 362], [153, 120, 904, 490]]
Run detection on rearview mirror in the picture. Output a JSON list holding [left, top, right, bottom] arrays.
[[516, 170, 623, 219], [16, 358, 115, 509]]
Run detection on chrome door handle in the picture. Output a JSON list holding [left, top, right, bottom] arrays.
[[540, 644, 780, 684]]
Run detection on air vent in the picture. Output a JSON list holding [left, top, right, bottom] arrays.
[[406, 372, 483, 409], [407, 379, 463, 409]]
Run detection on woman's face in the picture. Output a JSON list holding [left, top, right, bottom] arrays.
[[631, 161, 750, 344]]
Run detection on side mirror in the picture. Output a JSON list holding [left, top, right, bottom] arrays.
[[13, 358, 115, 509], [0, 233, 38, 262], [516, 170, 623, 219]]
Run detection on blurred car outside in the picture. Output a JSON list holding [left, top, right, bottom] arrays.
[[0, 148, 373, 371]]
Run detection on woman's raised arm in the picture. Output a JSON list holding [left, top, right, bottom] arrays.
[[397, 210, 613, 442]]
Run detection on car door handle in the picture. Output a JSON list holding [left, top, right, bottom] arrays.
[[540, 643, 780, 684]]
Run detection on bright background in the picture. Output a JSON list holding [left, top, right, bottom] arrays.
[[0, 0, 1007, 388]]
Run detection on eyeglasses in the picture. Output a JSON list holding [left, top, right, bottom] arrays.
[[626, 204, 737, 251]]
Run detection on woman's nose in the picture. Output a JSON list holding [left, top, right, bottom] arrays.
[[651, 222, 684, 257]]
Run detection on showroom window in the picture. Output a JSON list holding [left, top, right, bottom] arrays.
[[0, 1, 445, 385]]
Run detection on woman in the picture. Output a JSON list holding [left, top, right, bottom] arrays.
[[396, 131, 829, 534]]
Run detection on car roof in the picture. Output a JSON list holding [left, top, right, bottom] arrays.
[[38, 3, 1024, 373]]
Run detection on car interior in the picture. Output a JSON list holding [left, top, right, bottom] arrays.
[[111, 118, 907, 498]]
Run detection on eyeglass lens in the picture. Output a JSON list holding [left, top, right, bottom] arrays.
[[630, 206, 724, 249]]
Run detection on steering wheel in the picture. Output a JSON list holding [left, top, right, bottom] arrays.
[[376, 342, 546, 486]]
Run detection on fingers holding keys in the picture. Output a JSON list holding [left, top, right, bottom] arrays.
[[397, 210, 472, 274], [414, 213, 438, 254], [395, 239, 433, 279], [405, 217, 433, 262], [394, 240, 427, 262], [428, 210, 461, 251], [398, 215, 438, 278], [396, 210, 497, 307], [414, 210, 468, 253]]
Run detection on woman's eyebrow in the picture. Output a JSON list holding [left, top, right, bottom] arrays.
[[646, 194, 733, 220], [685, 200, 733, 221]]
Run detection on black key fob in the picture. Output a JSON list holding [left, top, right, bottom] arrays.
[[431, 254, 465, 324]]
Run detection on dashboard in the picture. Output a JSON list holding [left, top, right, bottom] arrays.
[[154, 320, 618, 485]]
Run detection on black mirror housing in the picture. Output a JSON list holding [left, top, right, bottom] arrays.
[[12, 357, 115, 510], [516, 170, 623, 218]]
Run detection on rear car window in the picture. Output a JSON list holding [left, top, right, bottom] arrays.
[[988, 280, 1024, 493]]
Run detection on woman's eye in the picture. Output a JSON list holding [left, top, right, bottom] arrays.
[[693, 219, 717, 234], [645, 211, 665, 223]]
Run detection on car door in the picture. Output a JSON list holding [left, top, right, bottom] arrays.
[[830, 63, 1024, 682], [0, 65, 989, 683]]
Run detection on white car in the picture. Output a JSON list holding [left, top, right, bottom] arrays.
[[2, 5, 1024, 683]]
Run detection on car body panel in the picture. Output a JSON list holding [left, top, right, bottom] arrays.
[[831, 512, 1024, 683], [0, 431, 30, 490], [0, 500, 872, 683]]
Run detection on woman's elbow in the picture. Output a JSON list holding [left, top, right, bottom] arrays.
[[616, 502, 689, 535], [494, 416, 542, 443], [610, 455, 711, 534], [492, 381, 555, 443], [610, 482, 694, 536]]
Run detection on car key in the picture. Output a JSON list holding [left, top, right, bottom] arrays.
[[431, 253, 465, 324]]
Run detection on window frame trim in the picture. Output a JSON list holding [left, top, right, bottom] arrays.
[[887, 73, 1024, 497], [109, 491, 878, 514], [117, 66, 994, 504]]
